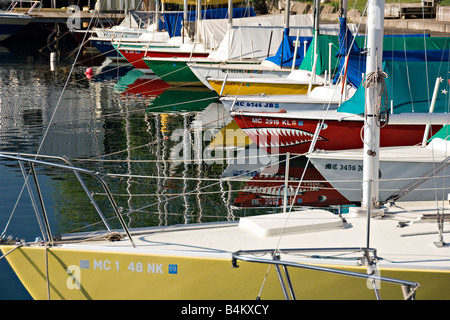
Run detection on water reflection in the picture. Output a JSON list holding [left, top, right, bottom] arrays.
[[233, 155, 352, 209], [115, 69, 170, 100], [0, 43, 356, 299], [0, 49, 350, 242]]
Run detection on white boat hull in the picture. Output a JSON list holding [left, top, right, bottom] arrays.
[[309, 140, 450, 202], [188, 61, 292, 90], [220, 85, 352, 113]]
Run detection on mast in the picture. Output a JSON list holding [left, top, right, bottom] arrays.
[[155, 0, 160, 32], [340, 0, 347, 17], [361, 0, 385, 210], [285, 0, 290, 30], [228, 0, 233, 30], [338, 0, 348, 93], [339, 0, 347, 49], [313, 0, 320, 61], [279, 0, 290, 68], [310, 0, 320, 83], [183, 0, 188, 42], [227, 0, 233, 60], [196, 0, 202, 43]]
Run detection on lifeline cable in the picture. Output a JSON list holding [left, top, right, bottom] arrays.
[[1, 12, 99, 240]]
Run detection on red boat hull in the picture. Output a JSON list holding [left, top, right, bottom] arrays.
[[232, 113, 440, 154], [118, 48, 209, 70]]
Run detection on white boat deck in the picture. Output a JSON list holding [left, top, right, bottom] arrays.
[[221, 85, 349, 104], [60, 203, 450, 271]]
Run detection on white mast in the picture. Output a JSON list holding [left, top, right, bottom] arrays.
[[196, 0, 202, 43], [362, 0, 384, 210], [228, 0, 233, 30], [183, 0, 188, 39], [155, 0, 160, 31], [349, 0, 384, 214], [227, 0, 232, 60]]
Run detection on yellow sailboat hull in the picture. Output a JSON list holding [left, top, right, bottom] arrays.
[[2, 245, 450, 300], [208, 80, 322, 96]]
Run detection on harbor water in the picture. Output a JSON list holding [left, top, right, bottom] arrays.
[[0, 42, 285, 299]]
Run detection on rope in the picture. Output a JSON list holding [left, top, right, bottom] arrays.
[[61, 231, 125, 243], [361, 69, 389, 128]]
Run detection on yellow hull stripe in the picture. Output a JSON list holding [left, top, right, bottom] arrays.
[[208, 80, 320, 96]]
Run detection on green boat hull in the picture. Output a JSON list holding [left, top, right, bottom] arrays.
[[144, 59, 205, 87]]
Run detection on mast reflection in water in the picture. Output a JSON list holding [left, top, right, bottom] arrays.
[[0, 44, 350, 299]]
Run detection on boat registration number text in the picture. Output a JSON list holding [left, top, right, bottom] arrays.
[[66, 259, 178, 289], [235, 101, 279, 109], [88, 259, 177, 274], [251, 118, 301, 126], [324, 163, 363, 171]]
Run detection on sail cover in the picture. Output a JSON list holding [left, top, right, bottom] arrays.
[[334, 35, 450, 88], [163, 7, 256, 38], [337, 60, 450, 114], [299, 34, 340, 75], [264, 28, 312, 68]]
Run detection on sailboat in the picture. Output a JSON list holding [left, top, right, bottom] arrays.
[[141, 7, 315, 88], [0, 150, 449, 299], [188, 14, 358, 91], [230, 49, 450, 154], [307, 52, 450, 204], [221, 84, 353, 112], [114, 5, 253, 73], [222, 0, 450, 112], [1, 0, 450, 301], [308, 125, 450, 203], [231, 108, 443, 155], [0, 9, 32, 42], [204, 0, 348, 96], [142, 17, 295, 87], [86, 10, 172, 61]]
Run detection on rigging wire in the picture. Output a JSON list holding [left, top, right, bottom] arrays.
[[109, 153, 304, 217], [1, 13, 99, 240]]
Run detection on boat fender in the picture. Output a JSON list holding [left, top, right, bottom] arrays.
[[85, 67, 93, 80]]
